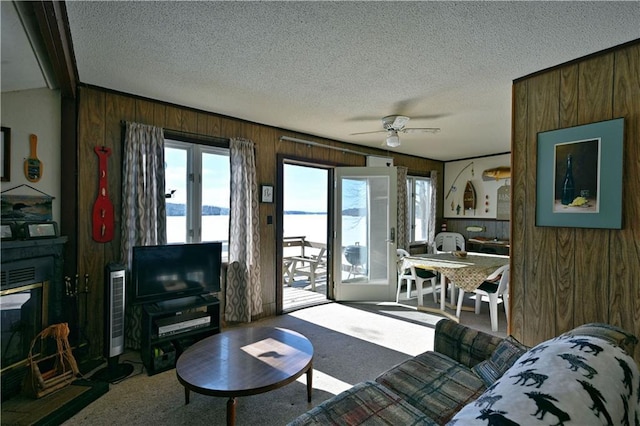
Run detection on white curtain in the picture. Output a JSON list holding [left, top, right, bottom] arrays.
[[396, 166, 409, 251], [225, 138, 263, 322], [427, 170, 438, 253], [121, 121, 166, 349]]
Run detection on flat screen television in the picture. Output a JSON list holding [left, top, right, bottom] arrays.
[[131, 242, 222, 304]]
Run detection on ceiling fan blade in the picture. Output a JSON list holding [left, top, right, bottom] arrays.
[[392, 99, 419, 117], [401, 127, 441, 134], [409, 114, 449, 120], [350, 130, 387, 136]]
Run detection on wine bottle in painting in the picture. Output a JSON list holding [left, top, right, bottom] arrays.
[[561, 154, 575, 205]]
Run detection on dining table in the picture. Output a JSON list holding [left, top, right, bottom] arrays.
[[400, 252, 509, 315]]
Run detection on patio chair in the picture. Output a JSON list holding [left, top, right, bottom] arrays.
[[396, 249, 437, 304], [473, 264, 510, 332]]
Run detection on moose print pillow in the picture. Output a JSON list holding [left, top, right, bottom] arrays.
[[448, 334, 640, 425]]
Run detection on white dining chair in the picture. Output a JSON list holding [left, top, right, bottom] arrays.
[[433, 232, 465, 253], [396, 249, 438, 304], [460, 264, 510, 332], [433, 232, 466, 303]]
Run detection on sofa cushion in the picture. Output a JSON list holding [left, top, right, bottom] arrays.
[[375, 351, 487, 425], [434, 319, 503, 368], [471, 336, 528, 387], [448, 334, 640, 425], [287, 380, 437, 426]]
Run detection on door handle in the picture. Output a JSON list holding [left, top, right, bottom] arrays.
[[389, 227, 395, 243]]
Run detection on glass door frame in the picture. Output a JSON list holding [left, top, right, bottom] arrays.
[[333, 166, 398, 302], [275, 155, 337, 314]]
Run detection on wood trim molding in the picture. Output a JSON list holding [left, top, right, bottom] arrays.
[[33, 1, 78, 99]]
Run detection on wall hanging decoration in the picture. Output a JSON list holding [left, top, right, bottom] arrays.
[[463, 180, 476, 214], [1, 184, 53, 221], [445, 161, 474, 200], [481, 166, 510, 181], [92, 146, 114, 242], [24, 134, 43, 182], [496, 184, 510, 220], [536, 117, 623, 229]]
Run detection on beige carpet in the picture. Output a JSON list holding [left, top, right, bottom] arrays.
[[63, 302, 447, 425]]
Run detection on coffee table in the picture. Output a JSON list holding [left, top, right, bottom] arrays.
[[176, 326, 314, 426]]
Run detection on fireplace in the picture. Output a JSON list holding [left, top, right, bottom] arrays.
[[0, 237, 67, 400]]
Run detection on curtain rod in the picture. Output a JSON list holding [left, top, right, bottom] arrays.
[[279, 136, 370, 156], [120, 120, 230, 145]]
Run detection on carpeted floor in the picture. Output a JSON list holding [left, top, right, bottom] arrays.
[[62, 302, 447, 425]]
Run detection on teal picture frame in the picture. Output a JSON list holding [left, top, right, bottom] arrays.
[[536, 118, 623, 229]]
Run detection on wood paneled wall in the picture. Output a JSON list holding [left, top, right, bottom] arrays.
[[511, 41, 640, 363], [74, 86, 443, 357]]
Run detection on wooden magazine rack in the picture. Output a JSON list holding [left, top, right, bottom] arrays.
[[22, 323, 80, 398]]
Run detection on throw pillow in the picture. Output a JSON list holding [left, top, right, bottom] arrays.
[[449, 334, 640, 426], [560, 322, 638, 356], [472, 336, 528, 387]]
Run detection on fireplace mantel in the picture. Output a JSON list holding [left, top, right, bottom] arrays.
[[1, 236, 68, 259]]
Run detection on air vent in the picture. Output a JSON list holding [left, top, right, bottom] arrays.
[[8, 267, 37, 286], [1, 256, 53, 291]]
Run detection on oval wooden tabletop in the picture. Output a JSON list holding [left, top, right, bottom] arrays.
[[176, 327, 314, 397]]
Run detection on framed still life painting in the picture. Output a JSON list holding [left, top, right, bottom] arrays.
[[536, 117, 623, 229]]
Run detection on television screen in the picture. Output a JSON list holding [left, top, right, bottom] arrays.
[[131, 242, 222, 304]]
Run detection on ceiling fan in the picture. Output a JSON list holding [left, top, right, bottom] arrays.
[[350, 115, 441, 147]]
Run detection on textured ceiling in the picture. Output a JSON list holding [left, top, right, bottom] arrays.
[[7, 2, 640, 161]]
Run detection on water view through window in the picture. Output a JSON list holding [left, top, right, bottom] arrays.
[[165, 142, 230, 244], [165, 153, 430, 249], [283, 165, 329, 243]]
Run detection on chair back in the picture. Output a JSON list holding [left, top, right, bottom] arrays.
[[396, 249, 411, 275], [487, 264, 510, 295], [434, 232, 465, 252], [397, 248, 410, 258]]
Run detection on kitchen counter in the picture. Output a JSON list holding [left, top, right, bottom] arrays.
[[467, 237, 510, 255]]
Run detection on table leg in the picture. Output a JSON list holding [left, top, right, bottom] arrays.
[[440, 274, 446, 311], [450, 281, 456, 306], [306, 363, 313, 402], [184, 387, 190, 405], [227, 397, 237, 426], [456, 288, 464, 318]]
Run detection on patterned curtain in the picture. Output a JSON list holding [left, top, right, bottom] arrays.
[[121, 122, 166, 349], [427, 170, 438, 253], [396, 166, 409, 251], [225, 138, 263, 322]]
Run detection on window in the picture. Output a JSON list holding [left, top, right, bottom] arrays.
[[164, 140, 230, 251], [407, 176, 433, 243]]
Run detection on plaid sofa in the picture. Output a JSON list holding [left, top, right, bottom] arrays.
[[289, 320, 502, 425], [288, 320, 638, 425]]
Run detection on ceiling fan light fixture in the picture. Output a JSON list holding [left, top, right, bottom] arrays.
[[386, 130, 400, 147]]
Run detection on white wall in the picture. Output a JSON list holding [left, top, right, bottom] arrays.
[[1, 88, 62, 222], [443, 153, 511, 219]]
